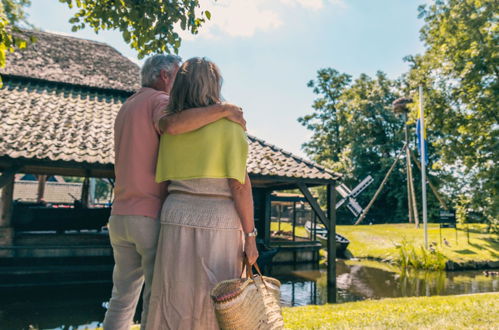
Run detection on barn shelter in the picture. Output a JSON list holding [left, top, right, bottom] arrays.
[[0, 30, 341, 298]]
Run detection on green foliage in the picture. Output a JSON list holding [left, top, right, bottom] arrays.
[[298, 68, 351, 163], [0, 0, 32, 86], [63, 176, 112, 203], [397, 239, 446, 271], [94, 178, 112, 202], [302, 0, 497, 227], [405, 0, 498, 229], [299, 70, 434, 223], [0, 1, 212, 86], [59, 0, 212, 57]]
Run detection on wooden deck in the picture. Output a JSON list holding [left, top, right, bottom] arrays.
[[269, 235, 322, 264]]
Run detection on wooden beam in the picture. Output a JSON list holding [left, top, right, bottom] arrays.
[[355, 146, 406, 225], [327, 183, 337, 303], [0, 165, 21, 189], [297, 183, 329, 230], [250, 174, 337, 185], [254, 182, 325, 190], [271, 195, 308, 203]]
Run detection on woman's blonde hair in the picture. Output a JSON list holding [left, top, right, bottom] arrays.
[[167, 57, 223, 113]]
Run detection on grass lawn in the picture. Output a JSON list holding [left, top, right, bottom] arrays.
[[270, 222, 498, 266], [337, 223, 498, 265], [282, 293, 499, 329], [94, 293, 498, 330]]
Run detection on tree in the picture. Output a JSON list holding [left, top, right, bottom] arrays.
[[0, 0, 211, 86], [298, 69, 351, 163], [0, 1, 32, 86], [60, 0, 211, 57], [299, 70, 440, 223], [301, 0, 497, 228], [407, 0, 498, 229]]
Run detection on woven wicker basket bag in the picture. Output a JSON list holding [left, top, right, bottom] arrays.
[[211, 261, 284, 330]]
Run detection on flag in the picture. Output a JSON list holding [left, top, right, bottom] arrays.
[[416, 109, 428, 164]]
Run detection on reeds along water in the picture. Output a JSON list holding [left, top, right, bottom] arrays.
[[397, 239, 447, 271]]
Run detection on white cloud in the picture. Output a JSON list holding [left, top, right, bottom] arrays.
[[280, 0, 346, 10], [178, 0, 346, 40], [179, 0, 282, 40], [280, 0, 323, 10]]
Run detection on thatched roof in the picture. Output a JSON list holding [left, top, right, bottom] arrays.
[[0, 30, 339, 185], [1, 30, 140, 92]]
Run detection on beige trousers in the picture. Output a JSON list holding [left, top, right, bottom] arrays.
[[103, 215, 160, 330]]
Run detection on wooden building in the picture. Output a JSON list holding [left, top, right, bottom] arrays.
[[0, 30, 340, 291]]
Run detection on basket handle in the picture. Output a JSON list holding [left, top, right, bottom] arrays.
[[240, 254, 262, 277], [240, 255, 269, 290]]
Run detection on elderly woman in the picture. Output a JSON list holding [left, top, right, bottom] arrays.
[[146, 58, 258, 330]]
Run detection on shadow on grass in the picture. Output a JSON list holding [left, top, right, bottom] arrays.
[[455, 249, 476, 255], [468, 242, 499, 259], [457, 225, 498, 235], [483, 237, 499, 245]]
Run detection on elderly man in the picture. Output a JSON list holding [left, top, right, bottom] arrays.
[[103, 54, 245, 330]]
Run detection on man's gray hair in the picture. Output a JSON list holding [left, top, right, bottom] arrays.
[[141, 54, 182, 87]]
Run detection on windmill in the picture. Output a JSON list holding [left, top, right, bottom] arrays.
[[335, 175, 374, 218]]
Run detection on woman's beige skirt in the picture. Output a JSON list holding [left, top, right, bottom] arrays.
[[146, 193, 244, 330]]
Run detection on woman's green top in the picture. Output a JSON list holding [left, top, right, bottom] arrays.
[[156, 118, 248, 184]]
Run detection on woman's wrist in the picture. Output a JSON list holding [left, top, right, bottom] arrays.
[[244, 227, 258, 237]]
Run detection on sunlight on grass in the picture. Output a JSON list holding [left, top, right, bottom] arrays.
[[337, 224, 498, 265], [89, 294, 498, 330], [283, 293, 499, 329]]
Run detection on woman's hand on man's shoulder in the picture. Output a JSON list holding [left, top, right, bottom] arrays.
[[222, 102, 246, 131]]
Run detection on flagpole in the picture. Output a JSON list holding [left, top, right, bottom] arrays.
[[419, 85, 428, 249]]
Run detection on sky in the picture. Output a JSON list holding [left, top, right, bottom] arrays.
[[26, 0, 428, 158]]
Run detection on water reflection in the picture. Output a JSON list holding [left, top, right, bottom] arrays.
[[0, 261, 497, 329], [274, 260, 499, 306]]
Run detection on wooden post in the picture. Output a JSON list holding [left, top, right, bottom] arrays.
[[467, 225, 470, 244], [439, 224, 442, 246], [278, 205, 282, 232], [404, 121, 414, 224], [254, 188, 267, 243], [297, 182, 337, 302], [406, 159, 413, 224], [37, 175, 47, 203], [0, 175, 15, 257], [81, 176, 90, 208], [0, 175, 15, 227], [409, 149, 449, 210], [327, 183, 337, 303], [292, 201, 296, 241], [407, 152, 420, 228], [264, 191, 271, 246], [313, 214, 317, 241]]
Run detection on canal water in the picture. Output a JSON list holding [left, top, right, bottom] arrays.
[[1, 261, 497, 330], [275, 260, 498, 306]]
